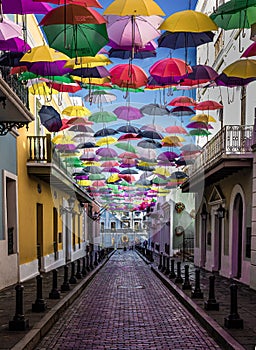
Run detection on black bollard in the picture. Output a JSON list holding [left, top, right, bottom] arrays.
[[49, 269, 61, 299], [81, 257, 87, 277], [86, 253, 90, 271], [76, 259, 82, 279], [32, 275, 47, 312], [9, 284, 29, 331], [94, 251, 98, 266], [89, 251, 94, 269], [175, 261, 183, 283], [165, 257, 170, 275], [61, 265, 70, 291], [158, 252, 163, 270], [161, 255, 166, 273], [69, 262, 77, 284], [204, 275, 219, 311], [169, 259, 176, 279], [191, 268, 204, 299], [224, 284, 243, 329], [182, 264, 192, 290]]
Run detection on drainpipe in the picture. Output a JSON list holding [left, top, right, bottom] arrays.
[[250, 107, 256, 289]]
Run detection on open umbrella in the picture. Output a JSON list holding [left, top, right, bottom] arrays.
[[38, 105, 62, 132], [33, 0, 102, 7], [70, 66, 110, 78], [140, 103, 169, 116], [94, 128, 118, 137], [110, 63, 148, 88], [168, 96, 197, 107], [0, 18, 22, 40], [137, 139, 162, 149], [117, 125, 140, 133], [118, 133, 141, 141], [39, 5, 106, 26], [2, 0, 51, 14], [62, 105, 91, 117], [138, 130, 163, 139], [95, 136, 117, 146], [89, 111, 117, 123], [108, 48, 156, 59], [140, 124, 165, 132], [65, 54, 112, 68], [214, 72, 256, 87], [42, 23, 109, 58], [191, 114, 217, 123], [195, 100, 223, 110], [84, 90, 116, 104], [183, 64, 218, 84], [158, 31, 215, 50], [0, 37, 30, 52], [103, 0, 165, 16], [115, 142, 137, 153], [105, 15, 162, 48], [165, 125, 188, 134], [113, 106, 143, 120], [169, 106, 195, 116], [160, 10, 218, 32], [223, 59, 256, 79]]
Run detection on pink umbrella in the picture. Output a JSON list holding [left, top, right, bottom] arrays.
[[0, 18, 22, 40], [165, 125, 188, 134], [241, 42, 256, 58], [186, 121, 213, 130], [105, 15, 162, 48], [140, 124, 165, 132], [101, 160, 120, 167], [108, 39, 157, 52], [113, 106, 143, 121], [2, 0, 52, 14], [195, 100, 223, 110], [118, 152, 138, 159]]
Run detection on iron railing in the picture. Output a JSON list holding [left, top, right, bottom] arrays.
[[0, 66, 29, 107], [187, 125, 253, 177]]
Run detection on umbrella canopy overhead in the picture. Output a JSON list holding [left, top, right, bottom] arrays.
[[2, 0, 51, 14], [110, 63, 148, 88], [158, 31, 215, 50], [223, 59, 256, 79], [113, 106, 143, 120], [103, 0, 165, 16]]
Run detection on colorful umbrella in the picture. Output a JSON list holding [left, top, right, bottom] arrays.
[[168, 96, 197, 107], [117, 133, 141, 141], [113, 106, 143, 121], [103, 0, 165, 16], [105, 15, 162, 48], [140, 103, 169, 116], [84, 90, 116, 104], [42, 23, 109, 58], [158, 31, 214, 49], [191, 114, 217, 123], [169, 106, 195, 116], [138, 130, 163, 139], [110, 63, 148, 88], [137, 139, 162, 149], [186, 121, 211, 130], [140, 124, 165, 132], [0, 18, 22, 40], [183, 64, 218, 83], [195, 100, 223, 110], [223, 59, 256, 79], [165, 125, 188, 134], [189, 129, 211, 136], [214, 72, 256, 87], [149, 58, 192, 84], [242, 42, 256, 58], [95, 136, 117, 146], [0, 37, 30, 52], [33, 0, 102, 7], [38, 105, 62, 132], [96, 147, 118, 157], [117, 125, 140, 133], [62, 105, 91, 117], [89, 111, 117, 123], [64, 54, 112, 69], [108, 48, 156, 59], [2, 0, 51, 14], [160, 10, 218, 32], [94, 128, 118, 137], [70, 66, 110, 78], [115, 142, 136, 153], [40, 5, 106, 26]]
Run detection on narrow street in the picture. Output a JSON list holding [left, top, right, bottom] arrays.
[[36, 251, 222, 350]]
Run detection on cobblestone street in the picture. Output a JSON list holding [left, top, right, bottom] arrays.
[[36, 251, 222, 350]]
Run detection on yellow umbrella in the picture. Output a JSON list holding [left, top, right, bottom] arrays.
[[103, 0, 165, 16], [62, 106, 91, 117], [28, 83, 58, 95], [71, 76, 111, 84], [191, 114, 217, 123], [96, 136, 117, 146], [162, 135, 185, 146], [82, 161, 101, 166], [77, 180, 92, 187], [153, 167, 171, 177], [137, 161, 157, 166], [52, 135, 73, 144], [223, 58, 256, 78], [64, 54, 112, 69], [21, 45, 69, 62], [160, 10, 218, 32], [107, 173, 120, 183]]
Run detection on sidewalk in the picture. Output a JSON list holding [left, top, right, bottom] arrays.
[[0, 251, 114, 350], [144, 251, 256, 350]]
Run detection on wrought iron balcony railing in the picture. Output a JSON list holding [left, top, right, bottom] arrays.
[[186, 125, 254, 177]]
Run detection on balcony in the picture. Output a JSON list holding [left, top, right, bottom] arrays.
[[182, 125, 254, 191], [0, 66, 33, 135], [26, 135, 93, 203]]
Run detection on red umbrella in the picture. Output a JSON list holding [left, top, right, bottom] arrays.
[[118, 152, 138, 159], [149, 58, 192, 84], [47, 82, 82, 93], [110, 63, 148, 88], [168, 96, 197, 107], [241, 42, 256, 58], [40, 4, 106, 25], [117, 133, 141, 141], [33, 0, 103, 7], [196, 100, 223, 110]]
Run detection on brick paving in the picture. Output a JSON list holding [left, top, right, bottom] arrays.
[[35, 251, 221, 350]]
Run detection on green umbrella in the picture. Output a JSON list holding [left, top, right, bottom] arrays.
[[189, 129, 211, 136], [63, 157, 83, 167], [115, 142, 136, 153], [42, 75, 74, 84], [89, 111, 117, 123], [88, 173, 106, 180], [210, 3, 256, 29], [18, 71, 38, 81], [42, 23, 109, 58]]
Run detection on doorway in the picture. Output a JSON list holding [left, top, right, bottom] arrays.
[[36, 203, 43, 270], [232, 194, 243, 279]]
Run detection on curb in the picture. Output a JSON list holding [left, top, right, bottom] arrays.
[[11, 251, 116, 350], [151, 266, 245, 350]]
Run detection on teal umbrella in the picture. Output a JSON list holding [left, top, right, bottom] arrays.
[[89, 111, 117, 123], [42, 23, 109, 58]]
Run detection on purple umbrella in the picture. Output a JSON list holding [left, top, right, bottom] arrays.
[[102, 167, 120, 173], [113, 106, 143, 121], [169, 106, 195, 117], [2, 0, 52, 14], [96, 147, 118, 157], [214, 73, 256, 87], [79, 152, 97, 161], [186, 64, 218, 81], [186, 122, 213, 130], [24, 61, 72, 76], [157, 151, 179, 162], [0, 37, 30, 52], [108, 39, 157, 51]]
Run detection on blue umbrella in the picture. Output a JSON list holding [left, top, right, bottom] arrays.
[[158, 31, 214, 50], [39, 105, 62, 132]]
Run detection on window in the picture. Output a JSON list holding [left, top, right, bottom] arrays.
[[101, 222, 104, 232], [53, 207, 58, 260], [134, 222, 140, 231], [245, 227, 251, 259], [111, 222, 116, 231]]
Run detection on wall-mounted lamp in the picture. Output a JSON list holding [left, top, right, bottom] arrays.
[[217, 204, 225, 219], [59, 196, 76, 215], [200, 207, 208, 221]]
